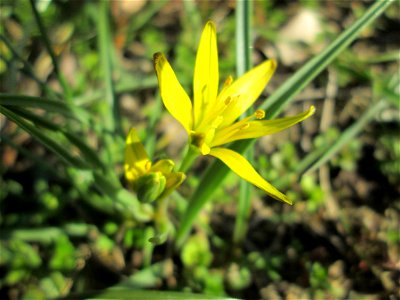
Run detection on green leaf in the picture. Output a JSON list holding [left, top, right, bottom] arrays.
[[29, 0, 72, 101], [2, 105, 105, 170], [96, 0, 116, 131], [0, 94, 90, 124], [175, 0, 393, 248], [234, 0, 253, 244], [304, 100, 389, 174], [261, 0, 393, 118], [0, 106, 90, 169], [66, 288, 238, 300]]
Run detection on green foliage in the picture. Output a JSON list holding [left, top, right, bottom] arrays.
[[309, 262, 330, 291], [375, 130, 400, 184], [300, 175, 325, 212], [225, 264, 251, 291], [49, 235, 77, 271], [248, 251, 283, 282], [0, 240, 42, 286], [0, 0, 397, 299], [181, 234, 212, 268]]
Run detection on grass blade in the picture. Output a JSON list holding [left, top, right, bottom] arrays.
[[262, 0, 393, 117], [1, 106, 90, 169], [0, 94, 90, 124], [29, 0, 72, 102], [0, 35, 61, 99], [3, 105, 105, 170], [304, 100, 389, 175], [96, 1, 116, 132], [234, 0, 253, 244]]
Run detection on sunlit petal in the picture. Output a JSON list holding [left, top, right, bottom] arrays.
[[193, 21, 219, 129], [154, 52, 193, 132], [218, 59, 277, 127], [151, 159, 175, 175], [212, 106, 315, 146], [209, 147, 292, 204], [124, 128, 151, 181]]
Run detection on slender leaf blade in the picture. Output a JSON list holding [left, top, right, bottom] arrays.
[[0, 94, 90, 124], [1, 106, 90, 169], [305, 100, 389, 174], [3, 106, 105, 170]]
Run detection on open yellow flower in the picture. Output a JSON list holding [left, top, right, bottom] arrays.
[[153, 21, 315, 204]]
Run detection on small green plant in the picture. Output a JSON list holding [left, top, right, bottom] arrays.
[[0, 0, 396, 299]]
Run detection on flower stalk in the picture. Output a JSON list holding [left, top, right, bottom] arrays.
[[179, 144, 200, 173]]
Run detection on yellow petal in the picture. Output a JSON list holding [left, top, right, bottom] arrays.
[[218, 59, 277, 128], [154, 52, 193, 132], [212, 106, 315, 146], [193, 21, 219, 129], [151, 159, 175, 175], [209, 147, 292, 204], [124, 128, 151, 181]]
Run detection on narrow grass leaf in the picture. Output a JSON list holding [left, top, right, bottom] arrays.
[[97, 1, 116, 132], [234, 0, 253, 244], [8, 106, 60, 131], [29, 0, 72, 102], [1, 106, 90, 169], [262, 0, 393, 117], [67, 288, 238, 300], [0, 35, 61, 99], [305, 100, 389, 175], [0, 94, 90, 124], [3, 105, 104, 170], [74, 76, 158, 106], [1, 134, 59, 175]]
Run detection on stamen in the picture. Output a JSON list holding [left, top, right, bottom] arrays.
[[240, 123, 250, 130], [255, 109, 265, 119], [223, 75, 233, 87], [224, 95, 239, 106]]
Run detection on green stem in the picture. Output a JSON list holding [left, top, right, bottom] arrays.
[[234, 0, 253, 244], [143, 227, 155, 267], [179, 144, 199, 173], [97, 1, 116, 133]]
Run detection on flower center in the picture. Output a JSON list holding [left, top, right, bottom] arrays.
[[190, 116, 224, 155], [208, 109, 267, 148]]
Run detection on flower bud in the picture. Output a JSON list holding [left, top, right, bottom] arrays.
[[135, 172, 166, 203]]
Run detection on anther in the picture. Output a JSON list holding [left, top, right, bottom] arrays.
[[255, 109, 265, 119], [240, 123, 250, 130], [224, 76, 233, 87], [201, 84, 209, 104], [224, 96, 232, 105]]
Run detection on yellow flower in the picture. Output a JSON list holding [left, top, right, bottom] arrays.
[[125, 128, 185, 203], [153, 21, 315, 204]]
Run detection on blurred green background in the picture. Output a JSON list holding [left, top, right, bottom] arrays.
[[0, 0, 399, 299]]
